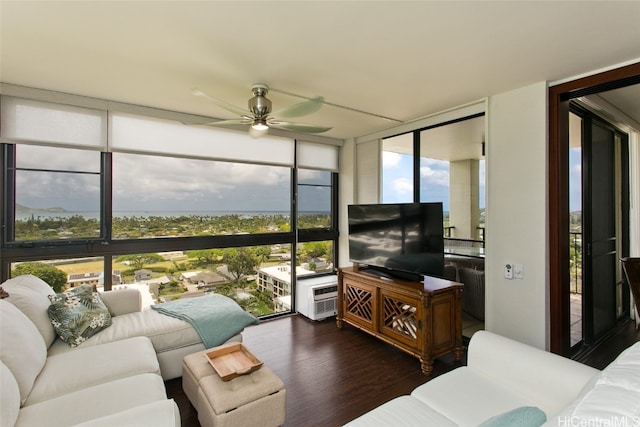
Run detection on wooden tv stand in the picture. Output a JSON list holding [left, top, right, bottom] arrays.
[[337, 265, 463, 375]]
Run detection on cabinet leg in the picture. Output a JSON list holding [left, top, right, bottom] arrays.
[[336, 318, 343, 328], [454, 346, 464, 361], [420, 358, 434, 376]]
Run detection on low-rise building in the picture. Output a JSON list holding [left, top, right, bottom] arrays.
[[257, 265, 314, 301]]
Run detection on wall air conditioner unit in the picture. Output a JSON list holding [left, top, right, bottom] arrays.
[[296, 275, 338, 321]]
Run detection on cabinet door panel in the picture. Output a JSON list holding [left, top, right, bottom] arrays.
[[343, 279, 376, 330], [380, 289, 422, 349]]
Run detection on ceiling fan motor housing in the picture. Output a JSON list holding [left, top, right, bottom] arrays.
[[249, 84, 272, 118]]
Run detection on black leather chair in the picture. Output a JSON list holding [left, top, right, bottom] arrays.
[[458, 267, 485, 321]]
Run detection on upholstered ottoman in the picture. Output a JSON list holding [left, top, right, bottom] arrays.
[[183, 348, 286, 427]]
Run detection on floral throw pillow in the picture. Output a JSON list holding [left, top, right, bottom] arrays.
[[47, 284, 112, 347]]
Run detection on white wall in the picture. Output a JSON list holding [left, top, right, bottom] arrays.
[[355, 139, 380, 204], [485, 82, 549, 349], [338, 139, 356, 268], [341, 84, 550, 349]]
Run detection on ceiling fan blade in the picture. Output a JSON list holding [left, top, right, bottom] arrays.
[[192, 88, 251, 117], [270, 121, 332, 134], [272, 97, 324, 118]]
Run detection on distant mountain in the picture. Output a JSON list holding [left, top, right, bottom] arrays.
[[16, 204, 67, 214]]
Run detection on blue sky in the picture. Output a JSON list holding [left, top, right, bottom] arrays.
[[16, 145, 330, 213], [383, 150, 581, 212], [17, 143, 575, 214], [382, 151, 485, 212]]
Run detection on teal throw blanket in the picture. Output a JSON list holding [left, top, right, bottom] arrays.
[[151, 294, 258, 348]]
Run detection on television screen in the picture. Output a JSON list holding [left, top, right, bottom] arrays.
[[347, 202, 444, 281]]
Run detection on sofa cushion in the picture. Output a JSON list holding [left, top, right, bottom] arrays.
[[479, 406, 547, 427], [343, 395, 457, 427], [48, 284, 112, 347], [1, 361, 20, 427], [14, 373, 168, 427], [467, 330, 600, 417], [70, 399, 181, 427], [544, 342, 640, 427], [411, 366, 538, 426], [2, 274, 57, 347], [99, 287, 141, 316], [0, 300, 48, 404], [595, 341, 640, 391], [560, 342, 640, 426], [24, 336, 161, 405], [47, 308, 202, 356], [569, 384, 640, 425]]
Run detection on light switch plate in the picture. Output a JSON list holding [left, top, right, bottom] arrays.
[[513, 264, 524, 279]]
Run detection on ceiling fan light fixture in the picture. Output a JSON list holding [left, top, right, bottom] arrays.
[[192, 83, 332, 135], [251, 119, 269, 131], [248, 84, 272, 117]]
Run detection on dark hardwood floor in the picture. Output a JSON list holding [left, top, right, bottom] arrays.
[[166, 314, 640, 427], [575, 319, 640, 369]]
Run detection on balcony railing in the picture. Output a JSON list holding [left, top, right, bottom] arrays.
[[444, 237, 485, 249], [570, 231, 582, 294], [444, 226, 485, 242]]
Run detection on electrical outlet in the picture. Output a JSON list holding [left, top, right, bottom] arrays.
[[513, 263, 524, 279], [504, 264, 513, 279]]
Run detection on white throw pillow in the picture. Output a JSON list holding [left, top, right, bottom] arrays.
[[2, 274, 57, 347], [0, 299, 48, 404], [0, 361, 20, 427]]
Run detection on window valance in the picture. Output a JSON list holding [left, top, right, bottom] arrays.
[[1, 95, 340, 170]]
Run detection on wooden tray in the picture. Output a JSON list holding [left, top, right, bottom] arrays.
[[204, 342, 263, 381]]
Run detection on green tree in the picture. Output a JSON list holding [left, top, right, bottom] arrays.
[[303, 241, 330, 258], [236, 295, 260, 316], [115, 253, 164, 270], [186, 249, 222, 267], [223, 248, 259, 282], [12, 262, 67, 292], [253, 246, 271, 264]]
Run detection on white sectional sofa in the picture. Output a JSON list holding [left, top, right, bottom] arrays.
[[3, 274, 246, 380], [0, 274, 255, 426], [0, 285, 180, 426], [344, 330, 640, 427], [46, 286, 244, 380]]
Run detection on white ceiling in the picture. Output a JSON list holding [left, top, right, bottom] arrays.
[[1, 1, 640, 141]]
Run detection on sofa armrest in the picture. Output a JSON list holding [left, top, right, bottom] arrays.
[[100, 288, 142, 316], [467, 331, 600, 415]]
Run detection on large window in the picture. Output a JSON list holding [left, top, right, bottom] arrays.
[[12, 145, 102, 241], [381, 114, 485, 241], [1, 94, 339, 320], [382, 134, 413, 203], [297, 169, 333, 229], [112, 153, 292, 238]]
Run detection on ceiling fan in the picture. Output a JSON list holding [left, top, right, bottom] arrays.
[[192, 84, 332, 136]]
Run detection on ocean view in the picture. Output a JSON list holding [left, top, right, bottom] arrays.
[[14, 209, 333, 240], [15, 210, 324, 221]]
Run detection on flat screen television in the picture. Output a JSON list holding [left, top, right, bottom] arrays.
[[347, 202, 444, 281]]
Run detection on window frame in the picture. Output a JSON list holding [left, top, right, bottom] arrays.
[[1, 142, 338, 317]]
